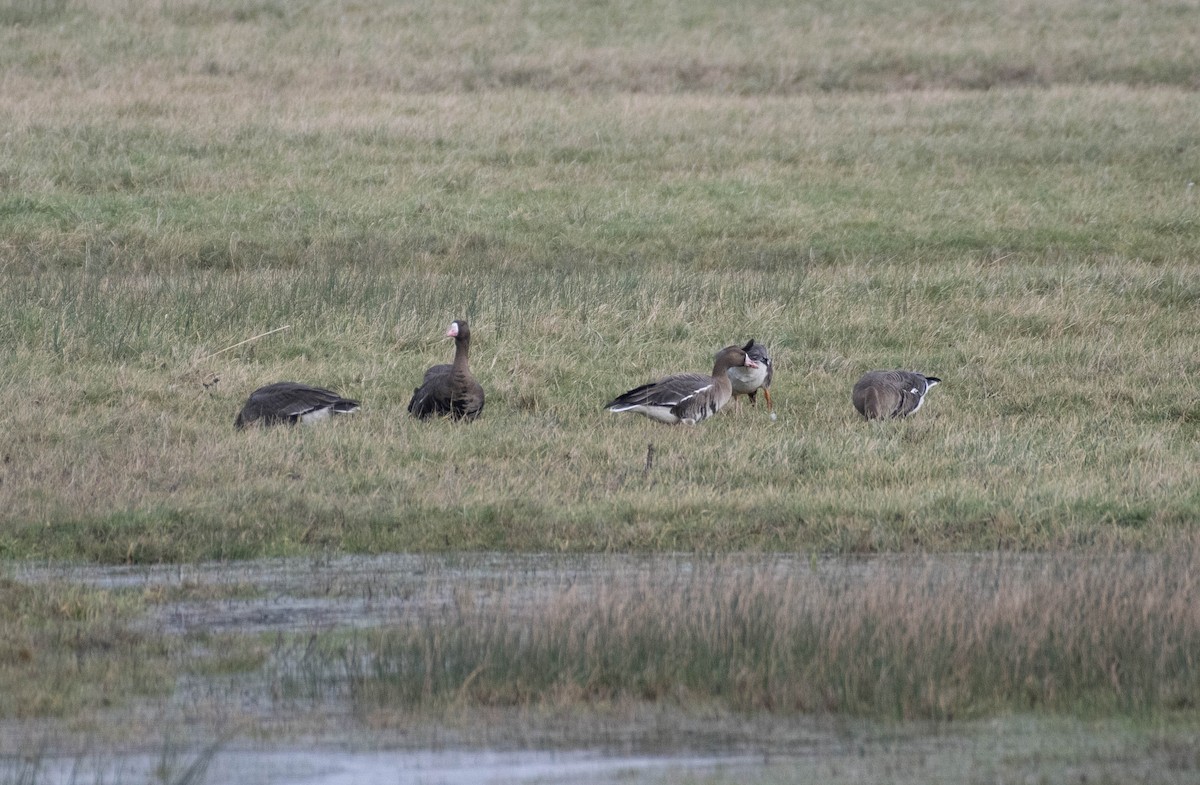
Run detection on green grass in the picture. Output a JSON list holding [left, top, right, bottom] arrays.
[[1, 258, 1197, 559]]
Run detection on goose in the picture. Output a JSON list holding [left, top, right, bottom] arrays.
[[851, 370, 941, 420], [728, 338, 774, 412], [234, 381, 360, 429], [605, 345, 760, 425], [407, 319, 485, 421]]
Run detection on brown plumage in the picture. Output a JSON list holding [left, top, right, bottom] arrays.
[[852, 370, 941, 420], [605, 345, 759, 425], [234, 381, 360, 429], [407, 319, 485, 421]]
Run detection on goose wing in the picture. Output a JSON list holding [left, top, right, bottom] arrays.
[[889, 371, 938, 417], [407, 365, 452, 419], [669, 379, 727, 424], [605, 373, 713, 410], [236, 382, 359, 428], [409, 365, 485, 420]]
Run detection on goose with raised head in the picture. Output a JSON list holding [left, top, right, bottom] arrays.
[[852, 370, 940, 420], [605, 345, 760, 425], [407, 319, 485, 421], [234, 381, 360, 429], [728, 338, 774, 412]]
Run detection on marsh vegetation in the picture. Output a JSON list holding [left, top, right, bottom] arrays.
[[5, 554, 1200, 782]]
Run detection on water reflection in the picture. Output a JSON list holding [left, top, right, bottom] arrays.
[[18, 748, 764, 785]]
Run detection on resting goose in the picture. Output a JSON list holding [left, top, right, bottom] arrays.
[[234, 381, 360, 429], [728, 338, 774, 412], [851, 370, 941, 420], [407, 319, 485, 421], [605, 345, 759, 425]]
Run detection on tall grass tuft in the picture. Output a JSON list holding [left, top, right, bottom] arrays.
[[278, 551, 1200, 721]]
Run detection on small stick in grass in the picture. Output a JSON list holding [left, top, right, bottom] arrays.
[[194, 324, 291, 364]]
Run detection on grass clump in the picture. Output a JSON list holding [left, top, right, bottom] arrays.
[[277, 551, 1200, 721]]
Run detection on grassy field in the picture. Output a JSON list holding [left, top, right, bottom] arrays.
[[1, 0, 1200, 743], [3, 17, 1198, 560]]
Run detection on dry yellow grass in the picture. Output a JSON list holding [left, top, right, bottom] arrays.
[[277, 550, 1200, 719]]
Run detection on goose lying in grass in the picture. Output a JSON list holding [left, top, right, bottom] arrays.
[[407, 319, 486, 421], [605, 345, 759, 425], [852, 370, 941, 420], [235, 381, 360, 429]]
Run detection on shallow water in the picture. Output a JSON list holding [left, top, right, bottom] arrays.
[[17, 747, 765, 785], [15, 552, 821, 634], [13, 718, 1200, 785], [6, 552, 1198, 785], [3, 554, 835, 784], [14, 551, 1046, 635]]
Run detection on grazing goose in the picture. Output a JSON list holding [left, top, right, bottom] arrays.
[[407, 319, 485, 421], [851, 370, 941, 420], [605, 345, 760, 425], [728, 338, 774, 412], [234, 381, 360, 429]]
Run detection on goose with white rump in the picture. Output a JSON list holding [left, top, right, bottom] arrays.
[[234, 381, 360, 429], [605, 344, 760, 425], [851, 369, 940, 420]]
